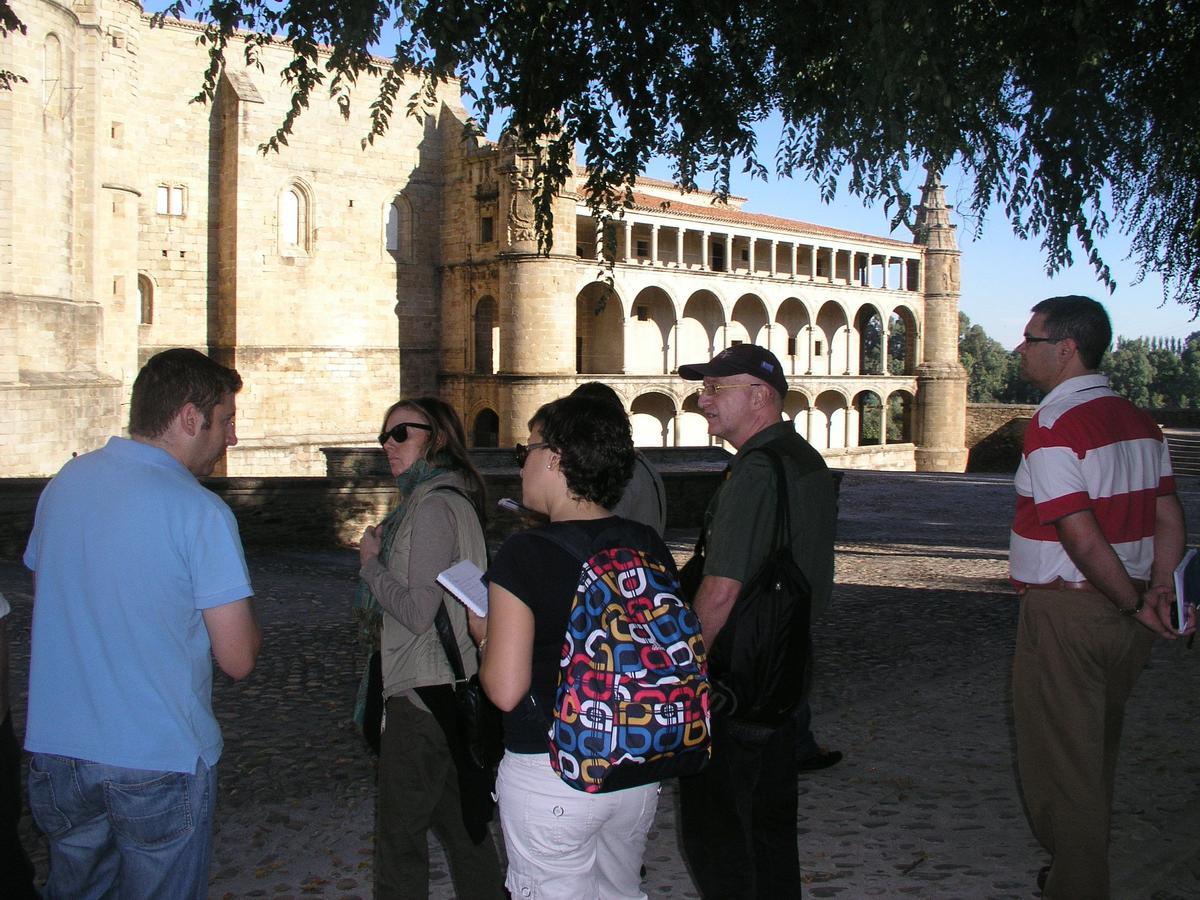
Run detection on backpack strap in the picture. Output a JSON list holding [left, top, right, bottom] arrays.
[[428, 485, 484, 684], [524, 522, 593, 564]]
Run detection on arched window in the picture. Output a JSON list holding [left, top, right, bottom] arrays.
[[472, 409, 499, 448], [43, 34, 63, 117], [279, 182, 311, 255], [138, 274, 154, 325], [386, 193, 413, 262], [474, 296, 498, 374]]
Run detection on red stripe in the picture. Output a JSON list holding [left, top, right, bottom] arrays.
[[1012, 495, 1057, 541], [1016, 487, 1161, 543], [1026, 397, 1164, 456]]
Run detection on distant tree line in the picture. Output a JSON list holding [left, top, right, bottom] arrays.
[[957, 313, 1200, 408]]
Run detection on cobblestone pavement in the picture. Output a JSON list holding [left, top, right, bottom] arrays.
[[4, 469, 1199, 898]]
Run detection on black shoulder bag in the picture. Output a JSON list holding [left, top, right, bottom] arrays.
[[680, 446, 812, 727]]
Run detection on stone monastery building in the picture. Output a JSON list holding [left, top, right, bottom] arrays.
[[1, 0, 968, 478]]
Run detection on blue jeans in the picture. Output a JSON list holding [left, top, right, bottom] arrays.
[[27, 753, 217, 899]]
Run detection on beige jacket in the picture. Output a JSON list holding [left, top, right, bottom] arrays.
[[359, 471, 486, 700]]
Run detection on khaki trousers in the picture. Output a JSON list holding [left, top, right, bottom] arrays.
[[1012, 588, 1154, 900]]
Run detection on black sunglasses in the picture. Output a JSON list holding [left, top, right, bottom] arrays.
[[514, 441, 549, 468], [378, 422, 432, 446]]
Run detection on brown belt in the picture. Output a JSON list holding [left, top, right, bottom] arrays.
[[1015, 576, 1149, 596]]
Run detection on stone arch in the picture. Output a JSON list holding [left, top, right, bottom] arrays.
[[888, 305, 920, 375], [678, 290, 724, 366], [775, 297, 812, 375], [885, 389, 916, 443], [385, 192, 413, 262], [471, 408, 500, 448], [676, 390, 711, 446], [813, 389, 850, 450], [814, 301, 850, 376], [473, 295, 498, 374], [853, 389, 884, 446], [576, 282, 625, 373], [729, 293, 769, 348], [783, 390, 811, 442], [627, 286, 677, 374], [630, 391, 675, 447], [854, 303, 887, 376]]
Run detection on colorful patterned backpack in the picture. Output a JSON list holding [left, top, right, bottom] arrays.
[[530, 520, 711, 793]]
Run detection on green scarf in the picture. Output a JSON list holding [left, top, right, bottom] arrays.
[[352, 458, 450, 727]]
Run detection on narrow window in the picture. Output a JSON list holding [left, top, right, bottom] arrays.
[[480, 215, 494, 243], [138, 274, 153, 325], [156, 186, 170, 215], [637, 305, 649, 322], [636, 239, 649, 258], [280, 189, 301, 247], [787, 336, 797, 356], [814, 340, 824, 356]]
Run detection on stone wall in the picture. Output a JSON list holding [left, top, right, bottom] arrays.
[[965, 403, 1036, 473], [0, 466, 727, 559]]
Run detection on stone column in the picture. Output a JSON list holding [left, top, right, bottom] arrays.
[[809, 245, 817, 281], [912, 168, 968, 472], [790, 243, 798, 278], [624, 220, 632, 263], [651, 224, 659, 265], [675, 228, 684, 267], [701, 230, 710, 270], [747, 237, 756, 274], [725, 234, 733, 273], [879, 401, 889, 446], [769, 240, 777, 277]]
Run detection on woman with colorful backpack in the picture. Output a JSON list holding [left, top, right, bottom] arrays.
[[473, 394, 710, 899]]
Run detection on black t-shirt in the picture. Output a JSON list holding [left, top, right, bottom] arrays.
[[486, 516, 677, 753]]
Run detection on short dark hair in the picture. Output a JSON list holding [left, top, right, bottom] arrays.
[[381, 396, 487, 515], [1031, 295, 1112, 369], [530, 394, 634, 510], [570, 381, 626, 415], [129, 348, 242, 439]]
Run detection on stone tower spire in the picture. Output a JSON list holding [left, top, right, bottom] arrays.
[[912, 167, 968, 472]]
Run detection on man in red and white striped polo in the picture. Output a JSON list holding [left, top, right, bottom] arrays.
[[1009, 295, 1193, 899]]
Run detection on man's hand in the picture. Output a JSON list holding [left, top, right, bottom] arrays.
[[1132, 586, 1179, 639], [1139, 584, 1197, 639]]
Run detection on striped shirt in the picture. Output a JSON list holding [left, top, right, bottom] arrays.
[[1009, 374, 1175, 586]]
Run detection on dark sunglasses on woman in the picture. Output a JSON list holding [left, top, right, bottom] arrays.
[[378, 422, 432, 446], [513, 441, 549, 468]]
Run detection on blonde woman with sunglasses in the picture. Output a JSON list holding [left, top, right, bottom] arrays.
[[354, 397, 504, 900]]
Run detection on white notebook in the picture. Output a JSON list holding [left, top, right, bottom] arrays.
[[437, 559, 489, 617]]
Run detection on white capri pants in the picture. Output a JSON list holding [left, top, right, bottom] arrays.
[[495, 750, 659, 900]]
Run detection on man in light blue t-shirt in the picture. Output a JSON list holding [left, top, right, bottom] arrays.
[[23, 348, 262, 898]]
